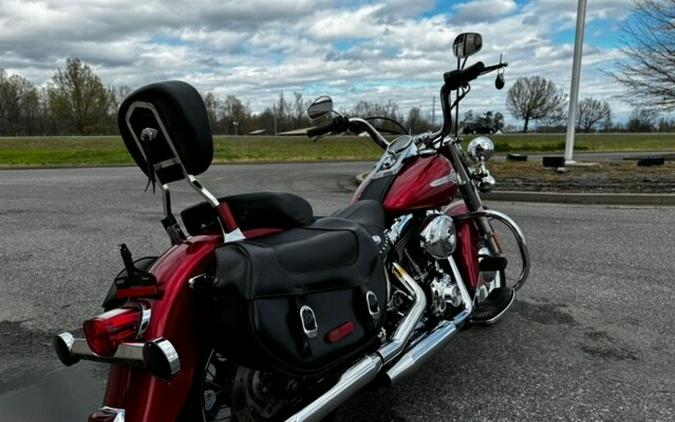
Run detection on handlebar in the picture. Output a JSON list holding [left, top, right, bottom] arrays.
[[443, 61, 485, 90], [480, 62, 508, 75], [306, 121, 338, 138], [306, 116, 390, 150]]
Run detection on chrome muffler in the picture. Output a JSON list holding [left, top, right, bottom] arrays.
[[285, 262, 427, 422]]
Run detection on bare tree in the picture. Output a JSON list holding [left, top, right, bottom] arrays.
[[506, 76, 567, 132], [352, 100, 401, 121], [406, 107, 427, 134], [292, 92, 308, 128], [577, 98, 611, 132], [202, 92, 221, 133], [613, 0, 675, 111], [222, 95, 251, 135], [627, 107, 659, 131]]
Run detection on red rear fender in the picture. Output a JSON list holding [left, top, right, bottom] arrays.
[[102, 235, 220, 421]]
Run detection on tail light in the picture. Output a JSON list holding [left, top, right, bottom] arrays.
[[83, 305, 149, 356]]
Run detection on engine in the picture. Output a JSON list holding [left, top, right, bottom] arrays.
[[383, 213, 465, 320]]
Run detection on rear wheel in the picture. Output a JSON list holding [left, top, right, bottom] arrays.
[[183, 350, 337, 422]]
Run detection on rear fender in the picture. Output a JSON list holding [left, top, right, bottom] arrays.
[[101, 234, 221, 422]]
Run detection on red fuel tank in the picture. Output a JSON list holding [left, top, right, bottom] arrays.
[[383, 155, 457, 214]]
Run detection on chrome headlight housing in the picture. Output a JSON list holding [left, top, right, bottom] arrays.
[[420, 215, 457, 259], [467, 136, 495, 162]]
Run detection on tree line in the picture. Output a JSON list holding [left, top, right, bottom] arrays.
[[505, 74, 675, 133], [0, 59, 442, 137]]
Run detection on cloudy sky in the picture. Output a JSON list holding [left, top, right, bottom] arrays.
[[0, 0, 643, 124]]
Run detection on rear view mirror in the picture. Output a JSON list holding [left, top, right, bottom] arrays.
[[453, 33, 482, 59], [307, 96, 333, 121]]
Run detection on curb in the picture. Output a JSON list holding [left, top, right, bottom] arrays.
[[354, 172, 675, 206]]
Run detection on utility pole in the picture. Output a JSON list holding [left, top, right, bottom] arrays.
[[431, 96, 436, 127], [564, 0, 587, 163]]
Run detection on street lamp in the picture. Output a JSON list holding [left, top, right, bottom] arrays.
[[233, 121, 239, 136], [564, 0, 587, 164]]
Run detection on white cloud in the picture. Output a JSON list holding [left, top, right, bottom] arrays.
[[308, 5, 386, 41], [453, 0, 518, 23], [0, 0, 658, 123]]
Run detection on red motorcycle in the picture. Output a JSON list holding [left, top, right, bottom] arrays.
[[54, 32, 529, 422]]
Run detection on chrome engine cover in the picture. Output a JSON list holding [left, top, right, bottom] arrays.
[[420, 214, 457, 259]]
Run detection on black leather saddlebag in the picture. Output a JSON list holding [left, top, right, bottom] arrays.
[[208, 217, 387, 376]]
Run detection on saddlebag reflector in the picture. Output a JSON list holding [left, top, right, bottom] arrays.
[[206, 217, 387, 376]]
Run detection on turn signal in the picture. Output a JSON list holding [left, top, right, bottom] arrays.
[[83, 307, 143, 356]]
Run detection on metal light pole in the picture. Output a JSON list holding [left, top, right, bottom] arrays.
[[564, 0, 587, 163]]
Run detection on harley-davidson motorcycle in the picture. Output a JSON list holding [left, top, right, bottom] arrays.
[[54, 32, 529, 421]]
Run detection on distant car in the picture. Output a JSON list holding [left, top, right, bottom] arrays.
[[462, 122, 495, 135]]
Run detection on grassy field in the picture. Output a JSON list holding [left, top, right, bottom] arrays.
[[0, 133, 673, 167]]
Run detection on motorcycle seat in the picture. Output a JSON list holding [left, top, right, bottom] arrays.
[[331, 200, 385, 237], [181, 191, 314, 235]]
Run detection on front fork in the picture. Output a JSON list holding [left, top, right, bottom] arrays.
[[445, 141, 530, 291]]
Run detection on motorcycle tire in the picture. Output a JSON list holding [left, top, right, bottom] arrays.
[[180, 349, 338, 422]]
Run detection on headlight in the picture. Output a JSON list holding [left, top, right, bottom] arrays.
[[467, 136, 495, 162]]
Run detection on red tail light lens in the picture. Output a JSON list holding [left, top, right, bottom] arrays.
[[83, 307, 143, 356]]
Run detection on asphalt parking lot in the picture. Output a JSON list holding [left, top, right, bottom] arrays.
[[0, 163, 673, 421]]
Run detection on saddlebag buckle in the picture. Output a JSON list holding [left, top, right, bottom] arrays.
[[300, 305, 318, 339]]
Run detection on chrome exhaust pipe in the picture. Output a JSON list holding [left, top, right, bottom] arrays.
[[378, 262, 427, 363], [284, 354, 382, 422], [386, 313, 466, 384], [285, 262, 426, 422], [386, 257, 473, 384]]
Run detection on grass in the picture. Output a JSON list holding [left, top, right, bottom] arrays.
[[0, 133, 673, 168], [490, 160, 675, 193], [486, 133, 675, 153]]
